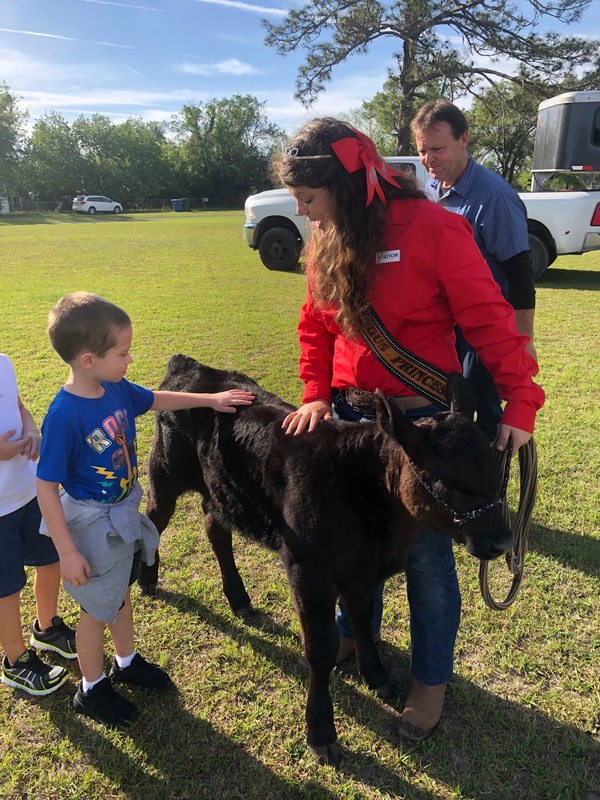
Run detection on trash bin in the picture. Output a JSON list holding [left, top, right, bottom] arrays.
[[171, 198, 190, 212]]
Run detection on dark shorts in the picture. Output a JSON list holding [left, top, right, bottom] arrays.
[[129, 548, 142, 586], [0, 498, 59, 598]]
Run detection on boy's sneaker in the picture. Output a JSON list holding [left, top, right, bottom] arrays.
[[73, 677, 139, 728], [2, 648, 68, 696], [30, 615, 77, 660], [109, 653, 174, 692]]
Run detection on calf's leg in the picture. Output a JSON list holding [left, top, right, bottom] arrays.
[[203, 505, 253, 616], [288, 562, 341, 766], [139, 480, 179, 595], [342, 589, 397, 703]]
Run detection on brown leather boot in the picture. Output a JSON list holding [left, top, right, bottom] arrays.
[[398, 679, 447, 741], [334, 633, 383, 665], [335, 635, 357, 665]]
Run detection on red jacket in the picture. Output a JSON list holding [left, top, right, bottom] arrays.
[[298, 197, 544, 433]]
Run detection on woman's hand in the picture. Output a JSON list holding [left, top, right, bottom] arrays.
[[282, 400, 333, 435], [496, 424, 531, 455]]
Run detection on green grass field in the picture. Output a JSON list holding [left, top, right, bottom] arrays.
[[1, 211, 598, 800]]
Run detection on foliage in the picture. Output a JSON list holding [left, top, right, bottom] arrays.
[[19, 112, 87, 200], [10, 94, 286, 207], [0, 211, 598, 799], [171, 95, 287, 206], [0, 83, 28, 192], [467, 82, 540, 186], [18, 112, 178, 204], [264, 0, 600, 153]]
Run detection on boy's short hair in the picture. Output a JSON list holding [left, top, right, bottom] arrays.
[[48, 292, 131, 364]]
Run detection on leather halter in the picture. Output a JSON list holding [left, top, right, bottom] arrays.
[[406, 439, 513, 541]]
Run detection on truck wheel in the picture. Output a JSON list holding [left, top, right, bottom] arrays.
[[528, 233, 550, 280], [258, 227, 300, 271]]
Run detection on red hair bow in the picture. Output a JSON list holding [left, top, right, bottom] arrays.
[[331, 129, 402, 206]]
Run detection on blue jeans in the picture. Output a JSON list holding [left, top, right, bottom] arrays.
[[333, 395, 460, 685]]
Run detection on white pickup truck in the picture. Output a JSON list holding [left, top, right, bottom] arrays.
[[244, 92, 600, 279], [242, 155, 600, 279]]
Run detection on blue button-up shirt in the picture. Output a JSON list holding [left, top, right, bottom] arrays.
[[425, 156, 529, 298]]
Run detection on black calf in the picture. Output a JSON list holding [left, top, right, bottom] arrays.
[[141, 354, 512, 765]]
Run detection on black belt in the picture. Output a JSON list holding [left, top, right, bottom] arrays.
[[339, 388, 432, 417]]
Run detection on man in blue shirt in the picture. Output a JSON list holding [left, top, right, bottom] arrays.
[[411, 100, 537, 440]]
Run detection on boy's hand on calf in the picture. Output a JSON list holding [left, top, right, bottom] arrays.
[[210, 390, 255, 414]]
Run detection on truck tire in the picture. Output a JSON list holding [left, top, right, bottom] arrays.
[[528, 233, 550, 281], [258, 227, 300, 271]]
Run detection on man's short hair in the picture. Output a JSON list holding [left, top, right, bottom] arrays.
[[411, 100, 469, 141], [48, 292, 131, 364]]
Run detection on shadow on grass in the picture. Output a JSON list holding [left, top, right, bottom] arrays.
[[46, 690, 340, 800], [528, 521, 600, 578], [536, 267, 600, 290], [379, 657, 600, 800], [150, 590, 600, 799]]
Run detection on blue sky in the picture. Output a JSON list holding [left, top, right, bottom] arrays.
[[2, 0, 599, 135]]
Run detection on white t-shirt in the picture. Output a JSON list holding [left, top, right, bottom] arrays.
[[0, 354, 37, 517]]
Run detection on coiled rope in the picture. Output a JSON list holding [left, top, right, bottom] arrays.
[[478, 437, 538, 610]]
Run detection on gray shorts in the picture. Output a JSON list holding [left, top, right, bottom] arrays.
[[40, 482, 159, 623]]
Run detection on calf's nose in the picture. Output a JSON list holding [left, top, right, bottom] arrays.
[[466, 530, 514, 561]]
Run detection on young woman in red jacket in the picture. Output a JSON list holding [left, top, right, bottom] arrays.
[[276, 118, 544, 741]]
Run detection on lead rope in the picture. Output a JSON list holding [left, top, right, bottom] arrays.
[[478, 437, 538, 610]]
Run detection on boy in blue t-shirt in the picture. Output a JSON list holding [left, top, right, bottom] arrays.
[[37, 292, 254, 728]]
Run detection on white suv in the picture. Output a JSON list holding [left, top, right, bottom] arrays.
[[72, 195, 123, 215]]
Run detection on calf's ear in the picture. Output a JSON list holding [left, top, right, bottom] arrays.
[[447, 372, 477, 421], [375, 389, 426, 459]]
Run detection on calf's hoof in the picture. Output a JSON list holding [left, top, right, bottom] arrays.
[[233, 603, 256, 619], [375, 681, 398, 705], [138, 582, 157, 597], [309, 741, 342, 766]]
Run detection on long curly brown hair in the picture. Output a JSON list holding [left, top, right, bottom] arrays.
[[273, 118, 424, 336]]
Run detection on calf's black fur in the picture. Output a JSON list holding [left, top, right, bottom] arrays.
[[141, 354, 512, 765]]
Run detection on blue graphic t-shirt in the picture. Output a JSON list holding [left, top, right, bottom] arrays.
[[38, 379, 154, 503]]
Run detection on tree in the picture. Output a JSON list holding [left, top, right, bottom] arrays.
[[105, 118, 175, 204], [20, 112, 86, 199], [18, 112, 179, 205], [71, 114, 176, 205], [467, 82, 540, 187], [71, 114, 124, 197], [172, 95, 286, 206], [0, 83, 28, 193], [358, 74, 462, 155], [264, 0, 600, 153]]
